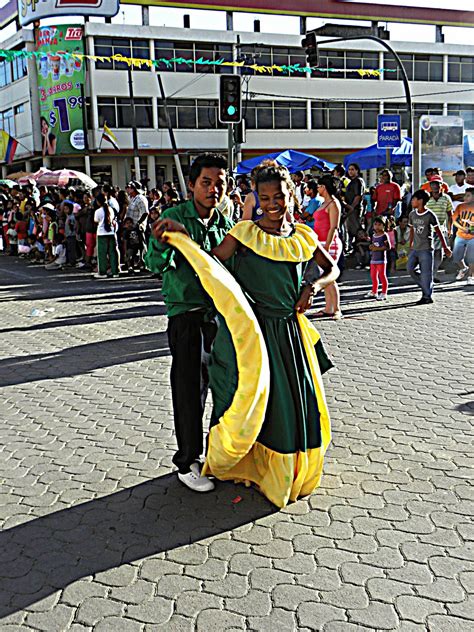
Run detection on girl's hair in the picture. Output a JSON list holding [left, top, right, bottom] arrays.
[[386, 216, 396, 230], [317, 174, 338, 197], [347, 162, 361, 175], [95, 192, 113, 232], [254, 162, 299, 213]]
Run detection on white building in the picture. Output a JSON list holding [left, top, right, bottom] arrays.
[[1, 14, 474, 187]]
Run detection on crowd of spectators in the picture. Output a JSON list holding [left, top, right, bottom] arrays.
[[1, 162, 472, 300]]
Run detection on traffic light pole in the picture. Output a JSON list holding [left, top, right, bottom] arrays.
[[228, 124, 234, 173]]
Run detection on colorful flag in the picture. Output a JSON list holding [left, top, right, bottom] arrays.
[[101, 122, 119, 150], [0, 130, 18, 164]]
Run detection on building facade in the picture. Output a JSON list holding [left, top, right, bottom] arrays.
[[2, 16, 474, 186]]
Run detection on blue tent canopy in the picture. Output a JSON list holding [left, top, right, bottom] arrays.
[[235, 150, 335, 174], [344, 137, 413, 170]]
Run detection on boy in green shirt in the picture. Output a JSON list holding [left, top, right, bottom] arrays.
[[145, 154, 232, 492]]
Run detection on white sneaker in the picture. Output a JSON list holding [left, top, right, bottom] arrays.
[[178, 462, 215, 493], [365, 291, 377, 298], [377, 293, 387, 301], [93, 273, 107, 279], [456, 268, 468, 281], [467, 277, 474, 285]]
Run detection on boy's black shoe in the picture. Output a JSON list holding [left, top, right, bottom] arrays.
[[416, 297, 434, 305]]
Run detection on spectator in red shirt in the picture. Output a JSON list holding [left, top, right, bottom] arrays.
[[372, 169, 401, 217], [14, 212, 28, 245]]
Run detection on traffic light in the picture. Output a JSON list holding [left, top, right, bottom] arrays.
[[302, 31, 318, 67], [219, 74, 242, 124]]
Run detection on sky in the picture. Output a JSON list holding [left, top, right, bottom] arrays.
[[1, 2, 474, 43]]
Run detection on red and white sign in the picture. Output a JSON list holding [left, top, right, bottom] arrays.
[[120, 0, 474, 27], [18, 0, 120, 27]]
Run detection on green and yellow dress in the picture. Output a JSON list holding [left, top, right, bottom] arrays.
[[163, 221, 332, 508]]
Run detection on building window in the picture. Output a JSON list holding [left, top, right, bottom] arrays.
[[97, 97, 153, 128], [384, 53, 442, 82], [245, 101, 307, 129], [311, 101, 378, 129], [312, 50, 379, 80], [448, 56, 474, 83], [414, 103, 444, 117], [240, 45, 307, 78], [12, 55, 28, 81], [447, 104, 474, 129], [94, 38, 150, 71], [158, 99, 225, 129], [0, 60, 13, 88], [0, 108, 15, 136], [154, 41, 233, 73], [14, 103, 25, 115]]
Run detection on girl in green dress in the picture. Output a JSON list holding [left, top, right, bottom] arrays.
[[155, 165, 338, 507]]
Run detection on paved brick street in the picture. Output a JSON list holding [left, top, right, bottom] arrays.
[[0, 256, 473, 632]]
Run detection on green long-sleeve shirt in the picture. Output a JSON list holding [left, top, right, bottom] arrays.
[[144, 199, 233, 318]]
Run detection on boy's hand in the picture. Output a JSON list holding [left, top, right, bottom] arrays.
[[152, 219, 188, 242]]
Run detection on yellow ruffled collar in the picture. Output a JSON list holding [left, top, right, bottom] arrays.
[[229, 221, 319, 262]]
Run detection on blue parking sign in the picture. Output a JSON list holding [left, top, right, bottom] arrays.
[[377, 114, 401, 149]]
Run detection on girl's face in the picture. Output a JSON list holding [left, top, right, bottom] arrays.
[[41, 119, 48, 133], [317, 183, 326, 196], [400, 218, 408, 228], [373, 221, 384, 233], [257, 180, 290, 221]]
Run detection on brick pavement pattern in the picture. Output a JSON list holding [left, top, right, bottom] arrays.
[[0, 256, 473, 632]]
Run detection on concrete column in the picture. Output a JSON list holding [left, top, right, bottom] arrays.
[[142, 6, 149, 27], [147, 154, 156, 188], [307, 100, 312, 130], [88, 35, 99, 150], [1, 166, 7, 178], [369, 168, 377, 186], [25, 160, 33, 173], [226, 11, 233, 31], [379, 51, 384, 82], [443, 54, 449, 84]]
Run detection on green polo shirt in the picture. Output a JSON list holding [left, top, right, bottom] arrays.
[[145, 199, 233, 318], [426, 194, 453, 226]]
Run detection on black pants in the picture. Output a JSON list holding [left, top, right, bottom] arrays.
[[167, 311, 217, 474]]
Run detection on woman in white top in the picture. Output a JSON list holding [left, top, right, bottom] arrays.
[[93, 192, 119, 278]]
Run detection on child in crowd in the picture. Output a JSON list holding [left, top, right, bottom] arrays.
[[122, 217, 143, 272], [45, 233, 66, 270], [395, 215, 410, 270], [408, 189, 452, 305], [7, 220, 18, 255], [64, 201, 77, 266], [366, 216, 389, 300], [26, 234, 45, 263], [386, 216, 397, 276], [354, 228, 370, 269], [14, 212, 28, 246]]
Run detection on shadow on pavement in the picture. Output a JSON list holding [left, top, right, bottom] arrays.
[[0, 303, 167, 335], [0, 332, 170, 387], [0, 476, 277, 617]]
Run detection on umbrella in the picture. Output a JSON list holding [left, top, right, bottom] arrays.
[[235, 150, 335, 175], [343, 137, 413, 170], [6, 171, 33, 181], [18, 168, 97, 189], [0, 179, 17, 188]]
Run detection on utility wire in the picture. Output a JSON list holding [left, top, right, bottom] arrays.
[[248, 86, 474, 103]]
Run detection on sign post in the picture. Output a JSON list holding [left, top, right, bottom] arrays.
[[377, 114, 401, 168]]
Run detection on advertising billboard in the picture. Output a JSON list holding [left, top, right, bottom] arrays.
[[19, 0, 119, 27], [420, 115, 464, 175], [118, 0, 474, 27], [35, 25, 86, 156]]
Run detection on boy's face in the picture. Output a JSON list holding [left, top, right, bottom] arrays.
[[400, 217, 408, 228], [124, 220, 133, 229], [373, 221, 384, 231], [411, 196, 422, 210]]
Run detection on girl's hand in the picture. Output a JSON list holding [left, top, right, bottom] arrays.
[[295, 285, 317, 313], [369, 244, 375, 251], [153, 218, 188, 242]]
